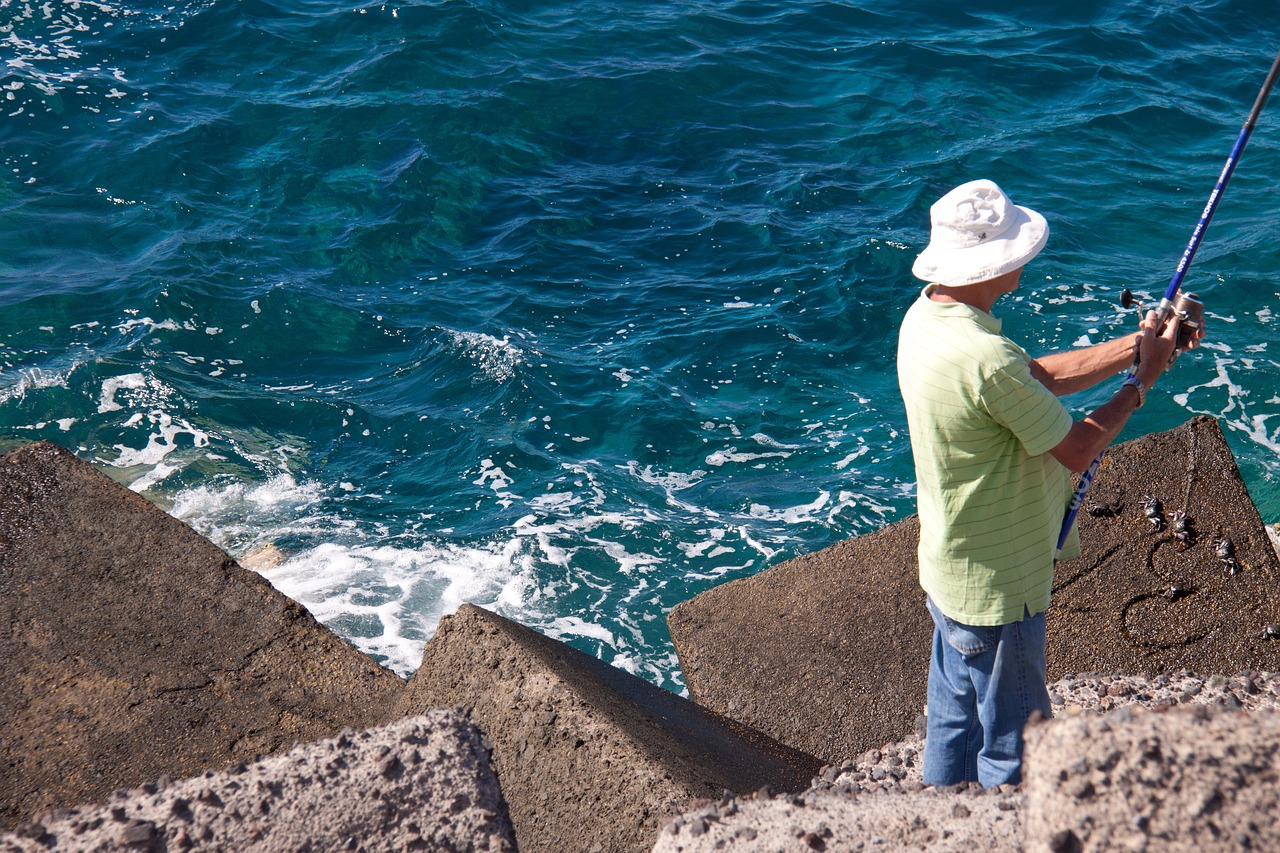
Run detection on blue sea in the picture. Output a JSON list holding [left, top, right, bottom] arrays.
[[4, 0, 1280, 692]]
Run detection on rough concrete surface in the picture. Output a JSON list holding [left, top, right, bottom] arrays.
[[1023, 704, 1280, 853], [653, 782, 1023, 853], [654, 672, 1280, 852], [0, 710, 516, 853], [668, 515, 929, 765], [0, 442, 406, 830], [667, 416, 1280, 765], [1046, 415, 1280, 678], [385, 604, 824, 853]]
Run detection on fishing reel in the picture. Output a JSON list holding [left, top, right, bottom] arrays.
[[1120, 289, 1205, 353]]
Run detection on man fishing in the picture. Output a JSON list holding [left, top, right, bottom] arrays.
[[896, 178, 1200, 788]]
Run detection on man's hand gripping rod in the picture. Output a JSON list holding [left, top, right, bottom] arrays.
[[1055, 47, 1280, 560]]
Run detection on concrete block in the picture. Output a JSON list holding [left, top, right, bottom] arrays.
[[0, 711, 516, 852], [0, 442, 405, 830], [386, 604, 824, 853], [1022, 704, 1280, 852]]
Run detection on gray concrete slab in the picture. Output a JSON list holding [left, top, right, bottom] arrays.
[[0, 442, 405, 830], [387, 603, 825, 853], [1023, 704, 1280, 852]]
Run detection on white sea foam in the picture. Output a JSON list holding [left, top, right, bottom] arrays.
[[678, 528, 735, 560], [0, 0, 144, 121], [625, 461, 706, 493], [167, 469, 545, 676], [750, 432, 804, 450], [1173, 351, 1280, 461], [599, 539, 661, 576], [546, 615, 615, 645], [171, 472, 329, 548], [108, 410, 210, 492], [113, 317, 181, 336], [94, 373, 214, 491], [260, 538, 536, 676], [835, 445, 870, 470], [149, 420, 911, 689], [705, 447, 792, 467], [749, 491, 832, 524], [0, 366, 70, 404], [1173, 354, 1241, 416], [447, 329, 524, 383], [473, 458, 519, 508], [97, 372, 147, 413]]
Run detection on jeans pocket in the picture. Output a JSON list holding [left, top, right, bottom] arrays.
[[941, 614, 1000, 657]]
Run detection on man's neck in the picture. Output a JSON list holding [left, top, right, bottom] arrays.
[[926, 268, 1022, 314], [928, 283, 998, 314]]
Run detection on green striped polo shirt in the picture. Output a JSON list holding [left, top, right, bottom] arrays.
[[897, 286, 1079, 625]]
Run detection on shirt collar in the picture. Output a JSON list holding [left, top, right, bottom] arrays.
[[920, 284, 1002, 334]]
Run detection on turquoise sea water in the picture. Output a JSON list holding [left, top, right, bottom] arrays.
[[4, 0, 1280, 691]]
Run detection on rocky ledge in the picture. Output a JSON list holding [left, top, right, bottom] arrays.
[[1, 711, 516, 853], [655, 670, 1280, 852], [4, 416, 1280, 852]]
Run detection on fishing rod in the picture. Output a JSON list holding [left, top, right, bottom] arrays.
[[1056, 46, 1280, 560]]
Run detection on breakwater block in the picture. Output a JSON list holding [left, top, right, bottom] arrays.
[[653, 701, 1280, 853], [384, 603, 823, 853], [1023, 704, 1280, 851], [667, 416, 1280, 764], [1047, 415, 1280, 680], [0, 710, 516, 852], [668, 513, 929, 765], [652, 772, 1022, 852], [0, 442, 405, 831]]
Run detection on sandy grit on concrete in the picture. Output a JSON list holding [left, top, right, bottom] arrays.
[[653, 671, 1280, 852], [1022, 703, 1280, 852], [0, 711, 516, 853]]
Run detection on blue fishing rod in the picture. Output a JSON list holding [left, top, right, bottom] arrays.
[[1056, 46, 1280, 560]]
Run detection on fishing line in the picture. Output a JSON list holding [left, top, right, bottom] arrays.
[[1056, 46, 1280, 560]]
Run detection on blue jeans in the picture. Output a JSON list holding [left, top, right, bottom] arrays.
[[922, 596, 1052, 788]]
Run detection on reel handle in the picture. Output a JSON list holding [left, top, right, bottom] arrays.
[[1118, 289, 1202, 364]]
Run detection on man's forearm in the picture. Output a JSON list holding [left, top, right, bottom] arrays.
[[1030, 333, 1138, 396], [1049, 381, 1145, 472]]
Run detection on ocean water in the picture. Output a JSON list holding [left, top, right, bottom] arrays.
[[4, 0, 1280, 692]]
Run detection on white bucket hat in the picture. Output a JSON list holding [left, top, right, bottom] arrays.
[[911, 179, 1048, 286]]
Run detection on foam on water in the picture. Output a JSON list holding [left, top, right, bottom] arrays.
[[0, 0, 147, 122], [97, 372, 147, 413], [260, 538, 536, 677], [1176, 343, 1280, 464], [0, 365, 70, 404], [447, 330, 526, 384], [167, 464, 702, 682]]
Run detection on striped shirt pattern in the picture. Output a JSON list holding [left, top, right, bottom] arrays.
[[897, 287, 1078, 625]]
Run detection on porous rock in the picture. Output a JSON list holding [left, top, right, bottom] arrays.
[[667, 416, 1280, 763], [652, 782, 1024, 852], [1022, 704, 1280, 852], [657, 672, 1280, 852], [0, 710, 516, 852], [384, 603, 824, 853], [0, 442, 405, 830]]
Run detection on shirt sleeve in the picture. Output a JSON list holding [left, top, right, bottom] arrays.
[[982, 356, 1074, 457]]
